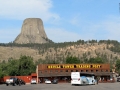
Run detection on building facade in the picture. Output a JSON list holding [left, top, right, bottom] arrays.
[[37, 64, 113, 83]]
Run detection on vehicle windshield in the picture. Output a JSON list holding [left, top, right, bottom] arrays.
[[31, 79, 36, 81]]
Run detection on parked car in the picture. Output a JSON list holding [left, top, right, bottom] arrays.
[[52, 79, 58, 84], [6, 77, 25, 86], [45, 79, 51, 84], [31, 79, 37, 84], [117, 78, 120, 82]]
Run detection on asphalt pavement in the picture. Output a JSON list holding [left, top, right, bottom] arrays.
[[0, 82, 120, 90]]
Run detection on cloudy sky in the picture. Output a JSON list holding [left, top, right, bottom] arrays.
[[0, 0, 120, 43]]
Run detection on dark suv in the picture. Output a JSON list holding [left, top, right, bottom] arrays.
[[52, 79, 58, 84], [117, 78, 120, 82]]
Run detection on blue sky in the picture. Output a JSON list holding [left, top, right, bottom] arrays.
[[0, 0, 120, 43]]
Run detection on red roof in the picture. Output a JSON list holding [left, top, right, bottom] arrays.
[[31, 73, 37, 76]]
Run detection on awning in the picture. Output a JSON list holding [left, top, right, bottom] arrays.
[[38, 72, 113, 77]]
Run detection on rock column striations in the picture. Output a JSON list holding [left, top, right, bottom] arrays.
[[14, 18, 49, 44]]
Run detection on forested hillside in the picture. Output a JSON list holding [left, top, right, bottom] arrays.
[[0, 39, 120, 77]]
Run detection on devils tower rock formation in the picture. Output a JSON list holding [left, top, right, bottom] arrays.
[[14, 18, 49, 44]]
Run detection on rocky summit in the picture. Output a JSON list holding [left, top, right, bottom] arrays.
[[14, 18, 49, 44]]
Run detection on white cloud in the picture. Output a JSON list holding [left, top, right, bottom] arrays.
[[0, 0, 60, 22], [103, 21, 120, 40], [1, 0, 120, 43], [45, 16, 120, 43], [45, 27, 101, 43], [79, 16, 120, 41], [70, 14, 82, 27], [1, 16, 120, 43], [0, 0, 61, 43], [0, 29, 20, 43], [45, 28, 82, 43]]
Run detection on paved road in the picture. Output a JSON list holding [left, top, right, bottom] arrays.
[[0, 82, 120, 90]]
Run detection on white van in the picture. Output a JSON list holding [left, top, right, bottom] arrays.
[[71, 72, 81, 85], [71, 72, 95, 85]]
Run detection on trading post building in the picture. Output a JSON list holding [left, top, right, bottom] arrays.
[[36, 64, 114, 83]]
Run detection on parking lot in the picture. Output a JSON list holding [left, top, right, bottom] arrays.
[[0, 82, 120, 90]]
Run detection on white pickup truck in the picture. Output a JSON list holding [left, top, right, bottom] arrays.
[[6, 78, 14, 86], [6, 77, 26, 86], [6, 77, 20, 86]]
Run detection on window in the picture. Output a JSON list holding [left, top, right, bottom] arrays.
[[40, 71, 42, 73], [106, 70, 108, 72], [50, 70, 52, 73], [45, 71, 47, 73]]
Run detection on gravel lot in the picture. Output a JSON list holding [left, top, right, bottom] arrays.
[[0, 82, 120, 90]]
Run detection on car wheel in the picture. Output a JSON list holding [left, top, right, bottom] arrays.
[[6, 84, 9, 86]]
